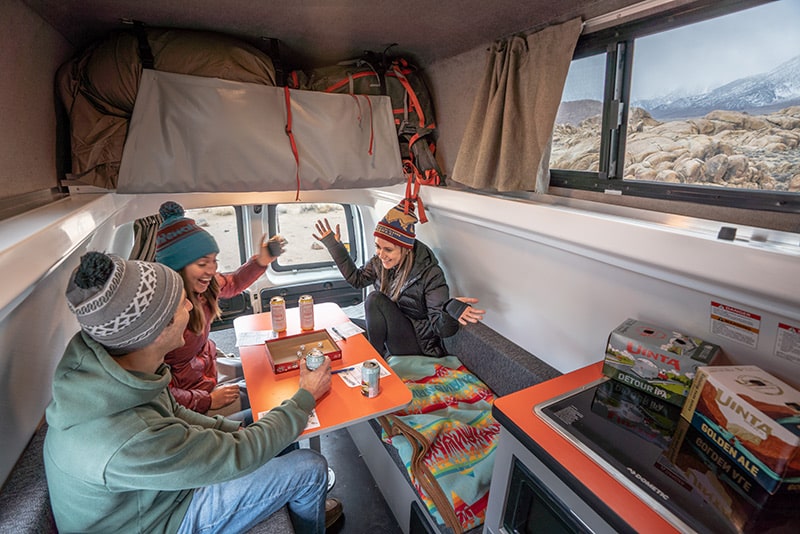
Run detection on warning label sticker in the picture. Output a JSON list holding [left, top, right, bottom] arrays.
[[775, 322, 800, 365], [710, 301, 761, 348]]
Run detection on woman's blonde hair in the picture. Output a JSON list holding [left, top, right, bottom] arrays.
[[179, 269, 221, 334], [379, 247, 414, 301]]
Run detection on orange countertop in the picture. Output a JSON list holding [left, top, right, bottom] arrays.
[[234, 302, 412, 439], [493, 361, 681, 534]]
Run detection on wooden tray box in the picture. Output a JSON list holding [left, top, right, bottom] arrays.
[[265, 329, 342, 374]]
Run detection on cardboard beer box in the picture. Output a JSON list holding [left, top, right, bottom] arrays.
[[667, 418, 800, 508], [265, 329, 341, 374], [663, 419, 799, 533], [680, 365, 800, 487], [603, 318, 722, 407]]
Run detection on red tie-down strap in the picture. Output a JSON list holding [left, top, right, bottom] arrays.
[[283, 86, 302, 201], [285, 88, 377, 201], [349, 94, 374, 156], [402, 174, 428, 224]]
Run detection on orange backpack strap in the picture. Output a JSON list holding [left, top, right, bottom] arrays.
[[402, 176, 428, 224]]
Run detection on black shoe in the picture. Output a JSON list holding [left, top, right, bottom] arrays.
[[325, 498, 343, 529]]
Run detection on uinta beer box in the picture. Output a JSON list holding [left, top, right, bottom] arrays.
[[264, 329, 341, 374], [680, 365, 800, 489], [603, 318, 722, 407], [667, 418, 799, 509], [662, 418, 799, 533]]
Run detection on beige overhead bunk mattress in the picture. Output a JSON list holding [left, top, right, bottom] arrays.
[[118, 70, 403, 194], [58, 28, 404, 193]]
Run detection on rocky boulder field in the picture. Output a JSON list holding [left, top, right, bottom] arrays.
[[551, 106, 800, 191]]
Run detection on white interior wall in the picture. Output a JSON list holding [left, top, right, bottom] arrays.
[[0, 1, 73, 483], [415, 187, 800, 387], [0, 199, 121, 484]]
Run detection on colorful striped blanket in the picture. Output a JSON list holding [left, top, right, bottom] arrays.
[[380, 355, 500, 533]]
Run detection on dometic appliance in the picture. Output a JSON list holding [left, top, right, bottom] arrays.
[[484, 362, 796, 534]]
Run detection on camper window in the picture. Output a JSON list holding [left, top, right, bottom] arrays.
[[549, 0, 799, 214], [267, 203, 359, 272], [188, 203, 360, 272]]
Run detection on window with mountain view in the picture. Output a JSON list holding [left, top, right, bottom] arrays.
[[549, 0, 799, 211]]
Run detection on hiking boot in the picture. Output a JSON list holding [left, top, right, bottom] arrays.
[[324, 497, 343, 528]]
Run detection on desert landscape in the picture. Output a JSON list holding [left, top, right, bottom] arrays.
[[551, 106, 800, 191], [189, 203, 349, 272]]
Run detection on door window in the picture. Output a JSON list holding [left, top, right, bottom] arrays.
[[269, 203, 357, 271]]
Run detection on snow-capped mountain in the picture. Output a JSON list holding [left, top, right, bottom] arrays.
[[635, 54, 800, 120]]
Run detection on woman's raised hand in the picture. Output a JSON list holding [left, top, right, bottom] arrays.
[[256, 234, 287, 267], [454, 297, 486, 326], [312, 218, 341, 243]]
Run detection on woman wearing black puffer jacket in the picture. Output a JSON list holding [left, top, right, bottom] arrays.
[[313, 199, 485, 357]]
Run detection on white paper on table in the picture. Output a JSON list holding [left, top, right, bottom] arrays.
[[327, 322, 364, 341], [336, 359, 391, 388], [236, 330, 277, 347], [258, 408, 320, 432]]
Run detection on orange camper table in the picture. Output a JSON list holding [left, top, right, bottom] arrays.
[[234, 302, 412, 439]]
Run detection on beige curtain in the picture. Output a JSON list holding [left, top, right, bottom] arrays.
[[129, 214, 163, 261], [451, 17, 583, 192]]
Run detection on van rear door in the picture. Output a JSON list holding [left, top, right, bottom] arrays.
[[196, 203, 366, 330]]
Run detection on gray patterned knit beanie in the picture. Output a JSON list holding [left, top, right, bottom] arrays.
[[66, 252, 184, 354]]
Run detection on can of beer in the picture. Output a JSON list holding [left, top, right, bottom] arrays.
[[361, 360, 381, 398], [270, 296, 287, 333], [299, 294, 314, 331], [305, 347, 325, 371]]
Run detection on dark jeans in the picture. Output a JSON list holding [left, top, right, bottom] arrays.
[[364, 291, 422, 356]]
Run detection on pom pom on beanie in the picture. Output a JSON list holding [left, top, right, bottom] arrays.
[[72, 252, 115, 289], [159, 201, 185, 220]]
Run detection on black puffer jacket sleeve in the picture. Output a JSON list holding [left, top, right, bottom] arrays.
[[319, 233, 379, 289]]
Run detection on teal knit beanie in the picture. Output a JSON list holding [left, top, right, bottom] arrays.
[[155, 202, 219, 271]]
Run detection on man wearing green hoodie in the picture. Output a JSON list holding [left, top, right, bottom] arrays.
[[44, 251, 341, 533]]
